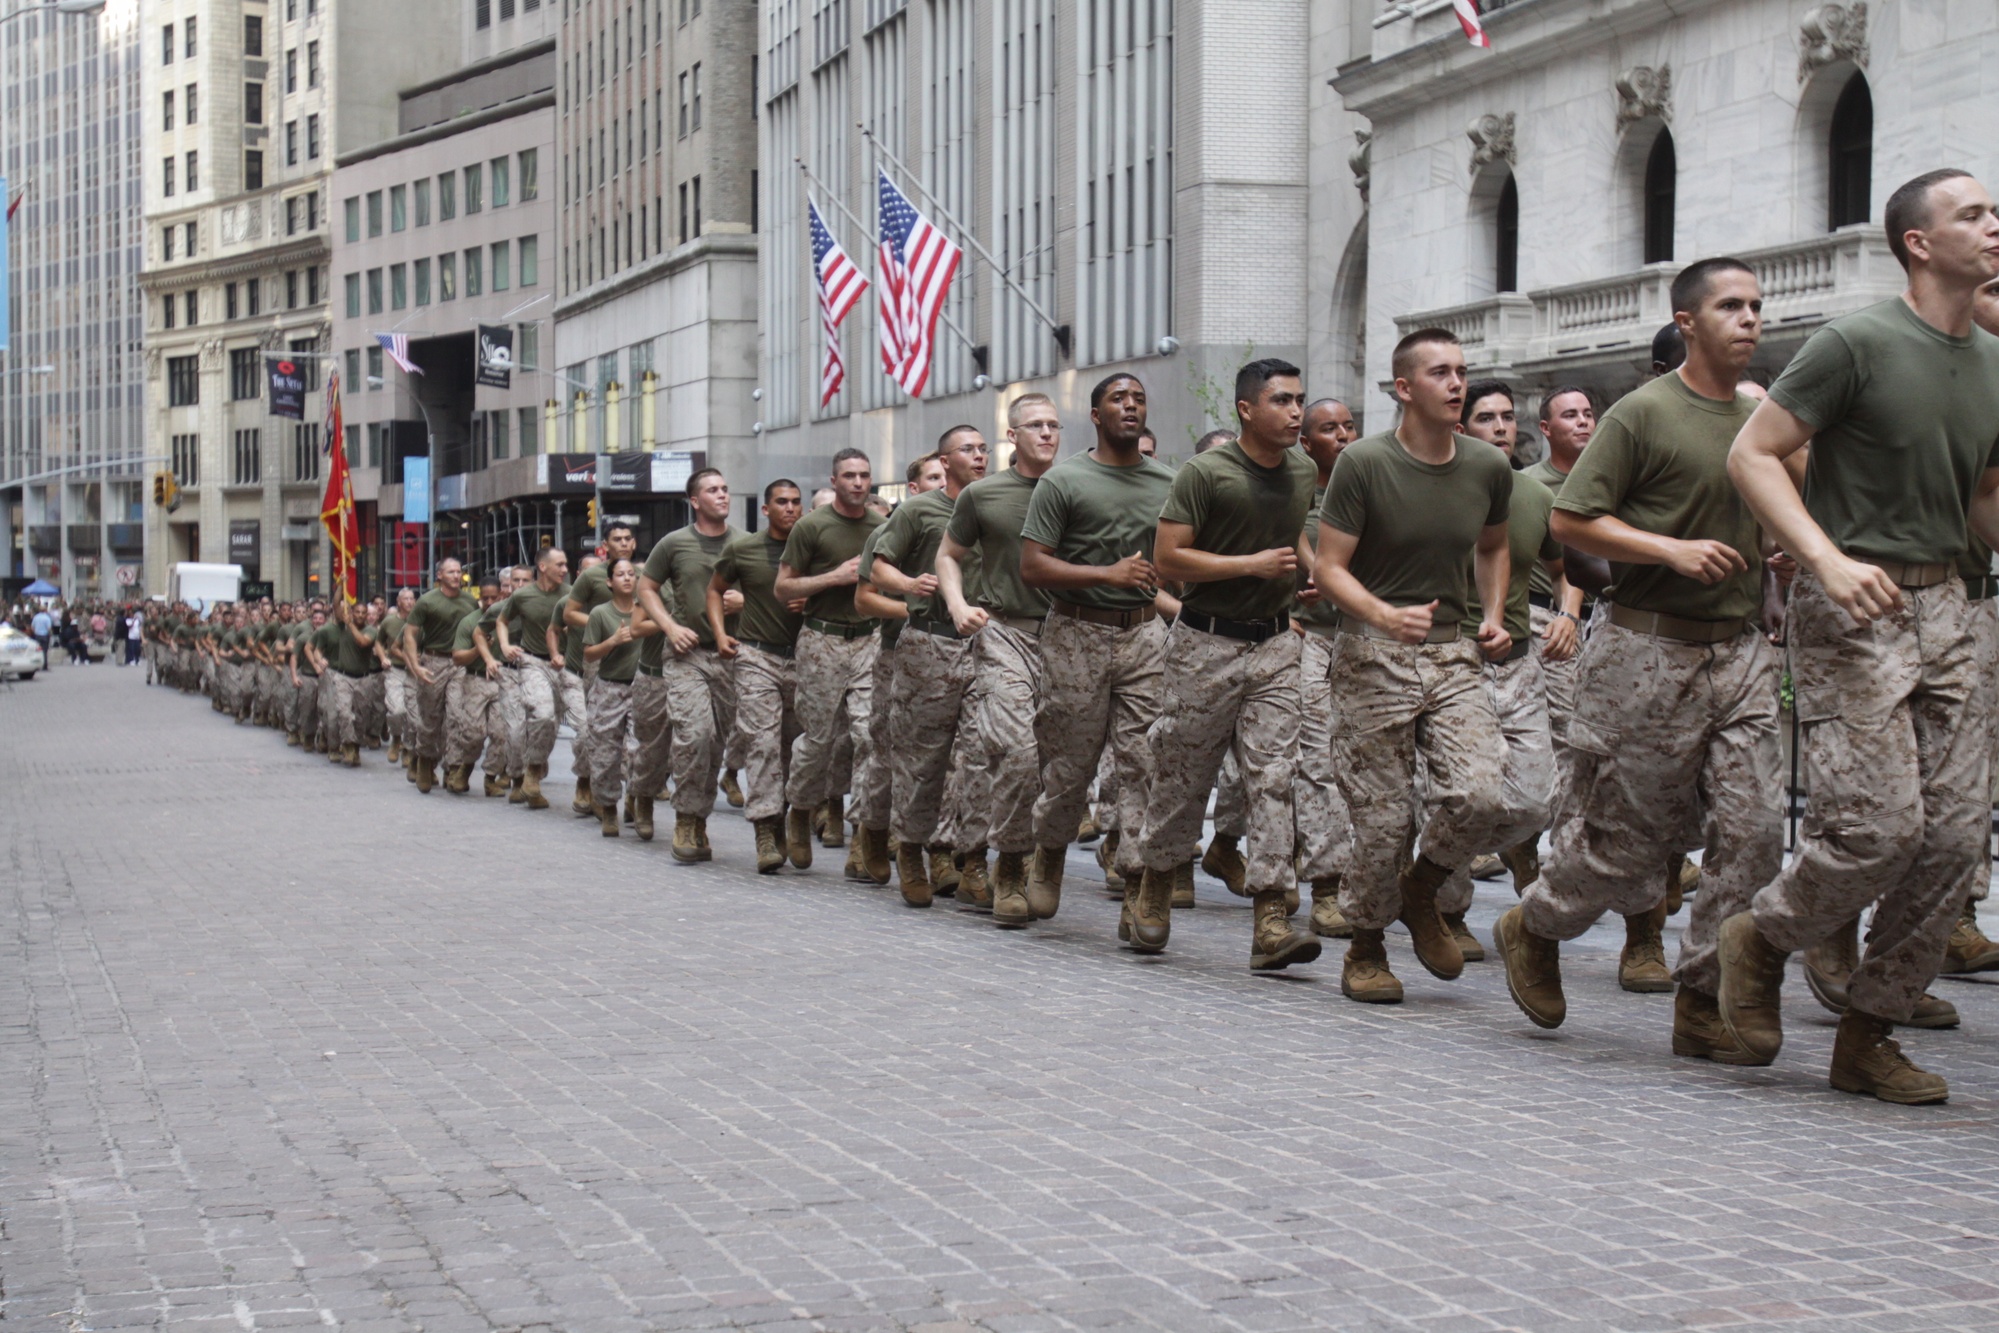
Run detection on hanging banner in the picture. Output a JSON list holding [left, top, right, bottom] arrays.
[[476, 324, 515, 389], [403, 455, 431, 523], [267, 356, 307, 419], [0, 175, 9, 352]]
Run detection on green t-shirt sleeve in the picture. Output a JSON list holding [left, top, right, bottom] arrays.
[[779, 520, 817, 576], [1551, 417, 1639, 521], [1539, 525, 1561, 563], [1485, 459, 1513, 528], [1018, 474, 1067, 550], [713, 539, 742, 585], [870, 504, 919, 572], [1157, 460, 1211, 531], [641, 537, 674, 588], [1768, 326, 1857, 432], [856, 526, 883, 583], [945, 493, 981, 548], [1320, 453, 1370, 539]]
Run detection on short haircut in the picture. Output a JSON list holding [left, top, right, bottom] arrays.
[[1540, 385, 1593, 420], [608, 556, 638, 577], [602, 519, 636, 541], [511, 564, 533, 578], [1460, 380, 1514, 425], [1007, 392, 1055, 427], [906, 452, 941, 484], [435, 557, 460, 576], [537, 546, 565, 568], [830, 447, 871, 474], [1234, 357, 1302, 407], [937, 423, 983, 452], [684, 466, 724, 499], [1305, 397, 1349, 416], [1391, 328, 1461, 380], [1089, 372, 1142, 409], [763, 477, 801, 503], [1885, 168, 1973, 271], [1195, 430, 1237, 454], [479, 575, 503, 591], [1669, 257, 1756, 317], [1650, 321, 1686, 371]]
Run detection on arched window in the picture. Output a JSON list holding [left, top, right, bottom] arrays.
[[1828, 73, 1872, 229], [1643, 129, 1675, 263], [1495, 175, 1518, 293]]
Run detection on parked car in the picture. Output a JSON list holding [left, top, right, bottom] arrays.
[[0, 622, 41, 680]]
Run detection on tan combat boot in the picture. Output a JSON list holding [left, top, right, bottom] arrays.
[[571, 774, 594, 816], [1716, 911, 1788, 1065], [633, 794, 655, 842], [386, 739, 401, 763], [1395, 854, 1464, 980], [1671, 985, 1760, 1064], [1803, 915, 1860, 1015], [1942, 902, 1999, 973], [1443, 912, 1485, 963], [859, 826, 892, 883], [344, 743, 362, 768], [785, 806, 814, 869], [1829, 1010, 1949, 1105], [1096, 830, 1124, 898], [1075, 813, 1100, 843], [415, 756, 436, 794], [484, 772, 505, 798], [1201, 834, 1249, 897], [819, 795, 846, 848], [1466, 853, 1506, 881], [895, 841, 933, 908], [1171, 862, 1196, 909], [508, 774, 527, 803], [1027, 847, 1065, 921], [1123, 867, 1172, 954], [405, 752, 418, 782], [956, 850, 991, 913], [1341, 928, 1403, 1004], [595, 800, 620, 837], [721, 769, 746, 808], [1309, 877, 1351, 938], [1494, 905, 1565, 1029], [1499, 839, 1540, 896], [1250, 891, 1322, 971], [992, 851, 1032, 928], [523, 763, 550, 810], [692, 815, 713, 861], [287, 730, 302, 747], [671, 813, 701, 864], [1619, 901, 1673, 993], [754, 816, 785, 873], [843, 839, 868, 880], [928, 845, 960, 897]]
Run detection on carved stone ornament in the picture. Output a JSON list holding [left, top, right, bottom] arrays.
[[1348, 130, 1372, 202], [1615, 64, 1671, 128], [1798, 3, 1868, 82], [1467, 112, 1515, 173]]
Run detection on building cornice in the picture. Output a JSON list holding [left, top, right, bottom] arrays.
[[141, 236, 331, 291], [336, 91, 556, 169], [398, 36, 556, 103], [553, 233, 758, 322]]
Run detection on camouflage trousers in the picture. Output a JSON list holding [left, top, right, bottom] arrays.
[[274, 669, 297, 734], [410, 654, 455, 760], [786, 627, 878, 812], [631, 672, 673, 801], [1032, 612, 1165, 867], [360, 672, 387, 745], [1295, 629, 1355, 883], [1963, 597, 1999, 904], [494, 667, 525, 777], [1532, 602, 1583, 774], [1436, 649, 1556, 916], [558, 666, 589, 782], [734, 644, 800, 821], [658, 648, 736, 817], [1330, 632, 1508, 931], [445, 668, 500, 771], [292, 673, 321, 740], [587, 676, 635, 806], [1137, 622, 1299, 894], [971, 621, 1043, 853], [218, 661, 244, 713], [255, 664, 281, 724], [318, 671, 357, 747], [384, 668, 410, 748], [513, 656, 563, 769], [889, 628, 984, 850], [1516, 623, 1782, 992], [849, 641, 896, 829], [1752, 571, 1988, 1022]]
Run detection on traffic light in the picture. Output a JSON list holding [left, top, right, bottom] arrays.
[[152, 474, 165, 505], [152, 471, 180, 512], [585, 498, 598, 529]]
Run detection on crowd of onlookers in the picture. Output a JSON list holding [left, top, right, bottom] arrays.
[[5, 596, 149, 669]]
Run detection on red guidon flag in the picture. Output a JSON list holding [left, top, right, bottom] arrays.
[[1454, 0, 1491, 48], [319, 368, 360, 603]]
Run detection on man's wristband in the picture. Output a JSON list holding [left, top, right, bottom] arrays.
[[1555, 611, 1579, 624]]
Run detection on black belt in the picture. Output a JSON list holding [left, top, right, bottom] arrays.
[[804, 617, 877, 640], [1501, 639, 1531, 663], [599, 673, 636, 685], [906, 617, 965, 640], [739, 638, 796, 658], [1177, 608, 1290, 643], [637, 661, 664, 677], [1528, 592, 1553, 611], [331, 667, 366, 678], [1967, 575, 1997, 601]]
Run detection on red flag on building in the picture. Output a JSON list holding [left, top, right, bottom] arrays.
[[1454, 0, 1491, 48], [319, 368, 360, 602]]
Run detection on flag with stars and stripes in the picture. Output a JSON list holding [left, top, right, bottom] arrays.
[[1454, 0, 1491, 48], [876, 170, 961, 399], [376, 332, 424, 377], [810, 199, 868, 407]]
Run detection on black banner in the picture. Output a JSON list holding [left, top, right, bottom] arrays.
[[267, 356, 307, 419], [476, 324, 514, 389], [546, 453, 598, 495]]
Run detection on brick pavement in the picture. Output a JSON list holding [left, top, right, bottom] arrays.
[[4, 664, 1999, 1332]]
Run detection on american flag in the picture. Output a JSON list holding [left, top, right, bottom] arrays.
[[376, 331, 424, 377], [810, 199, 868, 407], [876, 170, 961, 399], [1454, 0, 1491, 48]]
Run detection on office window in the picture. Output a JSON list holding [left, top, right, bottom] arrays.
[[162, 23, 173, 63], [244, 150, 261, 190], [413, 179, 430, 226], [168, 356, 200, 406], [186, 150, 199, 190], [230, 348, 261, 400], [364, 422, 381, 467], [491, 410, 510, 461], [390, 184, 407, 231], [185, 16, 196, 56], [306, 115, 320, 159], [247, 277, 261, 315], [464, 247, 483, 296], [185, 83, 197, 123], [414, 257, 431, 305], [490, 156, 509, 207], [245, 82, 263, 124], [184, 221, 197, 256], [162, 293, 177, 328], [678, 182, 687, 242], [184, 291, 199, 325], [285, 49, 296, 93], [678, 71, 688, 136], [244, 15, 263, 56], [345, 349, 361, 391], [171, 434, 200, 486], [692, 62, 701, 130], [367, 344, 383, 387], [162, 89, 174, 129], [439, 251, 457, 299], [519, 323, 539, 372], [438, 172, 456, 220], [344, 196, 360, 241], [307, 40, 320, 87], [464, 164, 482, 213], [307, 267, 320, 305], [285, 121, 298, 166], [476, 0, 490, 27], [692, 175, 701, 237], [518, 235, 538, 287], [289, 338, 321, 392], [308, 192, 319, 230], [518, 406, 539, 456], [225, 281, 238, 319], [163, 226, 176, 261], [232, 429, 261, 486], [287, 0, 295, 20], [518, 149, 538, 201], [491, 240, 510, 291], [353, 423, 370, 469], [366, 268, 383, 314], [390, 263, 407, 309], [367, 190, 383, 236], [163, 157, 174, 196], [292, 424, 321, 483], [286, 270, 299, 309], [286, 195, 299, 235]]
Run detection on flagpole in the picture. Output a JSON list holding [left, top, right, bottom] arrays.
[[858, 127, 1066, 348], [796, 158, 979, 357]]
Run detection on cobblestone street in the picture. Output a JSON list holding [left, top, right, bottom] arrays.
[[6, 665, 1999, 1332]]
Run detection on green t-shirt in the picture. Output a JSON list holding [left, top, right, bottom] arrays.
[[379, 612, 406, 668], [944, 466, 1050, 619], [561, 562, 614, 665], [310, 622, 344, 672], [1464, 470, 1560, 642], [291, 622, 318, 675], [499, 580, 572, 661], [780, 504, 884, 624], [331, 620, 377, 676], [585, 602, 641, 683], [1017, 451, 1175, 611], [1555, 373, 1763, 621], [1772, 297, 1999, 565], [865, 487, 980, 623], [859, 524, 904, 651], [406, 587, 476, 655], [451, 606, 486, 669], [1959, 537, 1995, 586], [1159, 440, 1318, 621], [1320, 431, 1513, 630], [1298, 482, 1340, 630], [642, 524, 740, 649], [1522, 457, 1573, 600], [714, 530, 802, 648]]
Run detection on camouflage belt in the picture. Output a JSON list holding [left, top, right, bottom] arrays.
[[1050, 598, 1156, 629], [1607, 604, 1745, 644]]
